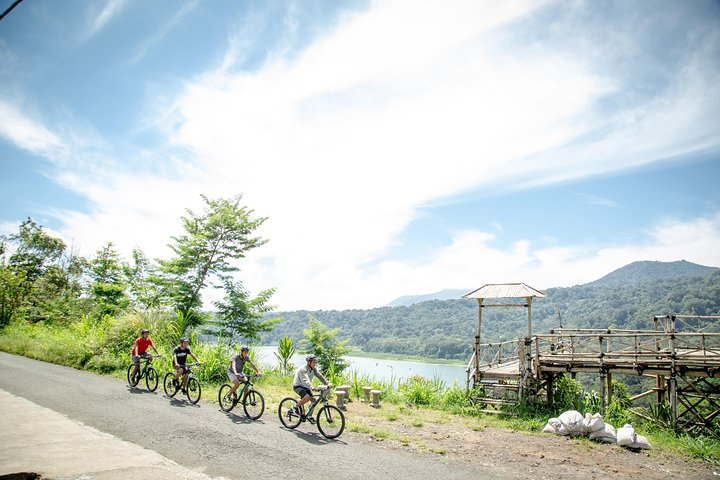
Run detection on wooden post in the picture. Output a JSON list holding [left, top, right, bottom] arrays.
[[607, 371, 613, 407], [474, 298, 483, 385], [526, 296, 532, 339], [600, 371, 607, 414], [547, 375, 554, 407]]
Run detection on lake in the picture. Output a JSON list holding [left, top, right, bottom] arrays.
[[254, 346, 467, 387]]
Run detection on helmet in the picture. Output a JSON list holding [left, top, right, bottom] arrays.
[[305, 354, 317, 362], [179, 337, 189, 342], [240, 345, 250, 352], [141, 329, 150, 334]]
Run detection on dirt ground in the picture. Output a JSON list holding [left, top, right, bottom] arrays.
[[346, 401, 719, 479]]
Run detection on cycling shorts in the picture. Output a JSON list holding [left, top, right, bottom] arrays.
[[294, 386, 313, 399], [131, 352, 152, 364], [229, 372, 248, 384]]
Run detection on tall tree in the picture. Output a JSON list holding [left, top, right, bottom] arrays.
[[300, 316, 352, 376], [123, 247, 167, 310], [158, 194, 269, 329], [212, 278, 279, 342], [0, 219, 86, 324], [89, 242, 128, 318]]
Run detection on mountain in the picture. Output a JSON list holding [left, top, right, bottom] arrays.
[[386, 288, 469, 307], [589, 260, 718, 286], [262, 260, 720, 360]]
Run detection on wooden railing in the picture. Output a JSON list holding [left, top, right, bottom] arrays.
[[533, 330, 720, 374]]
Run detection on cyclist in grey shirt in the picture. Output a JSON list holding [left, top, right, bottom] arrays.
[[225, 346, 261, 400], [293, 354, 331, 416]]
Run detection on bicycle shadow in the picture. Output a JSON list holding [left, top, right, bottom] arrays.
[[282, 426, 348, 446], [222, 410, 266, 425], [166, 396, 201, 408], [126, 387, 157, 395]]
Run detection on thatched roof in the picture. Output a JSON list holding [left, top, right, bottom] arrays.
[[462, 282, 545, 300]]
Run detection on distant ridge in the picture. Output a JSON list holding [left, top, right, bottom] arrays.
[[386, 288, 468, 307], [588, 260, 718, 286], [385, 260, 719, 307]]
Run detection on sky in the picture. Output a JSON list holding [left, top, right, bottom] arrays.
[[1, 0, 719, 311]]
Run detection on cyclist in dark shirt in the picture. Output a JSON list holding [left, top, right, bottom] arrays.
[[172, 337, 201, 392]]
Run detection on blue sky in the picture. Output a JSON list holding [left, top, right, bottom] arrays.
[[1, 0, 719, 310]]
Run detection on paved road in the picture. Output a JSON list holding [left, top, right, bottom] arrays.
[[0, 352, 500, 480]]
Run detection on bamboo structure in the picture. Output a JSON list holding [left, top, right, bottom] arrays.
[[463, 287, 720, 435]]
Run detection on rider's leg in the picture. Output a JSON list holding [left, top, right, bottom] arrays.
[[296, 393, 313, 409], [132, 356, 140, 376], [229, 378, 241, 394]]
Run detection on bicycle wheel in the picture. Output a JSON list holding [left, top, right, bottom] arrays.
[[278, 397, 302, 429], [146, 367, 159, 392], [243, 389, 265, 420], [316, 405, 345, 439], [218, 384, 236, 412], [186, 377, 201, 404], [163, 372, 179, 397], [127, 365, 140, 387]]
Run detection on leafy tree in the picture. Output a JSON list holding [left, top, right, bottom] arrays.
[[0, 219, 86, 324], [158, 194, 269, 330], [123, 247, 168, 310], [212, 278, 280, 343], [89, 242, 128, 318], [300, 316, 352, 376]]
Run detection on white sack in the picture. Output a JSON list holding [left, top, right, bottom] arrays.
[[616, 424, 636, 447], [630, 434, 652, 450], [589, 423, 616, 443], [583, 412, 605, 433], [542, 422, 556, 434], [558, 410, 585, 436]]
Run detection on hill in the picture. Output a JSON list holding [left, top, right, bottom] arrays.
[[261, 260, 720, 360], [589, 260, 718, 286], [386, 288, 468, 307]]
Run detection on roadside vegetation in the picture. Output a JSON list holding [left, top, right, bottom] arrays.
[[1, 195, 718, 465]]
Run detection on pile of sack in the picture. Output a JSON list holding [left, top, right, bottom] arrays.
[[542, 410, 651, 450]]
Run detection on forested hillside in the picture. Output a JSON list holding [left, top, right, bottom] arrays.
[[262, 266, 720, 360]]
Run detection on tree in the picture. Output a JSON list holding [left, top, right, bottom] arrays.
[[89, 242, 128, 318], [300, 316, 352, 376], [0, 218, 86, 324], [123, 247, 168, 310], [212, 278, 280, 342], [158, 194, 269, 330]]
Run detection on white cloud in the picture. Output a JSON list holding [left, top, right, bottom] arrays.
[[0, 98, 67, 159], [84, 0, 128, 40], [4, 0, 719, 311]]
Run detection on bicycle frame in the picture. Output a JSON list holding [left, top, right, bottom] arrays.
[[305, 387, 331, 416]]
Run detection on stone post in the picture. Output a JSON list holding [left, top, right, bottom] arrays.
[[370, 389, 382, 408], [334, 389, 346, 410]]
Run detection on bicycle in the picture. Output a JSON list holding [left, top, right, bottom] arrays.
[[278, 385, 345, 439], [217, 375, 265, 420], [163, 363, 202, 404], [127, 355, 160, 392]]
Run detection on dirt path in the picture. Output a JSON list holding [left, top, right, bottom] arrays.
[[347, 402, 719, 479]]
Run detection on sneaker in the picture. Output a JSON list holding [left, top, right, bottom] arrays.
[[172, 379, 179, 388], [307, 416, 315, 425]]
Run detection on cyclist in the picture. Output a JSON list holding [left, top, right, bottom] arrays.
[[292, 354, 332, 419], [130, 329, 160, 379], [226, 346, 261, 400], [172, 337, 201, 392]]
